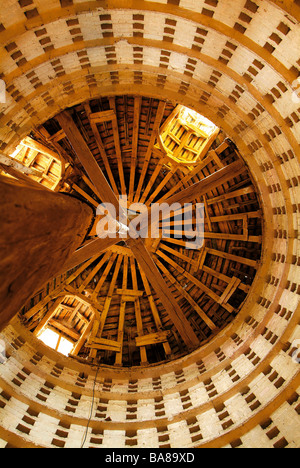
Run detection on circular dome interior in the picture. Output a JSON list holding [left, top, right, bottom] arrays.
[[18, 96, 263, 367]]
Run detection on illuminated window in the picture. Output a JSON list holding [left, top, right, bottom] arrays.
[[0, 136, 63, 190], [38, 328, 74, 357], [157, 105, 219, 166], [39, 329, 58, 349], [57, 337, 74, 356]]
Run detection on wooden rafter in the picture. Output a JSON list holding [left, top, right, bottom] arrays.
[[56, 111, 121, 215], [130, 256, 148, 364], [155, 249, 234, 314], [134, 101, 166, 203], [139, 268, 172, 358], [84, 104, 119, 196], [127, 237, 200, 350], [87, 255, 123, 356], [77, 252, 111, 294], [154, 257, 217, 331], [129, 96, 142, 202], [165, 160, 245, 206], [115, 255, 129, 366], [33, 297, 63, 337], [91, 253, 118, 301], [137, 160, 246, 240], [109, 97, 127, 196], [59, 237, 121, 274]]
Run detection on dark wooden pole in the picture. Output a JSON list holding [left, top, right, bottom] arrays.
[[0, 175, 94, 331]]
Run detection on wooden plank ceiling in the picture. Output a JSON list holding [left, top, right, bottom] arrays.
[[20, 95, 262, 368]]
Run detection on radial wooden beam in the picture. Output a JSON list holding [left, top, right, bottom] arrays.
[[206, 186, 256, 205], [23, 286, 65, 321], [145, 164, 180, 206], [200, 264, 249, 294], [72, 182, 100, 209], [97, 255, 123, 338], [155, 155, 212, 203], [84, 103, 119, 197], [156, 249, 234, 314], [166, 160, 245, 206], [0, 153, 43, 178], [0, 163, 52, 192], [126, 237, 200, 350], [136, 331, 171, 347], [56, 111, 121, 216], [90, 253, 118, 301], [77, 251, 111, 294], [155, 257, 217, 331], [33, 297, 62, 337], [139, 156, 167, 204], [129, 96, 142, 202], [156, 138, 229, 204], [64, 253, 103, 287], [115, 255, 129, 366], [87, 255, 123, 355], [139, 268, 172, 358], [130, 256, 148, 364], [138, 160, 246, 239], [109, 97, 127, 196], [59, 236, 121, 274], [205, 247, 259, 269], [134, 101, 166, 203], [159, 243, 200, 271], [71, 314, 94, 357]]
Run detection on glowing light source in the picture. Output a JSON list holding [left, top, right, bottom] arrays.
[[38, 328, 74, 356]]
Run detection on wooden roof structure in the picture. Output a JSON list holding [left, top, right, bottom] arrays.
[[0, 136, 65, 191], [19, 95, 262, 368]]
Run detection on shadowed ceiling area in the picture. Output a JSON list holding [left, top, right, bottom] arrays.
[[18, 96, 263, 367], [0, 0, 299, 449]]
